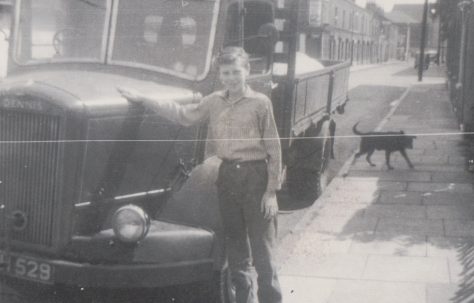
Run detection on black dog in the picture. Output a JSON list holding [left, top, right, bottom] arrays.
[[352, 122, 416, 170]]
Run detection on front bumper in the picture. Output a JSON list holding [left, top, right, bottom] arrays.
[[0, 251, 214, 288], [1, 220, 217, 288], [53, 257, 214, 288]]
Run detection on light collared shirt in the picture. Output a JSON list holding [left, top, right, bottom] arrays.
[[142, 87, 282, 192]]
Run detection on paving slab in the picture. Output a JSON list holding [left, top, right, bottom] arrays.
[[409, 155, 450, 165], [427, 204, 474, 220], [364, 204, 426, 219], [427, 237, 472, 258], [431, 171, 474, 183], [426, 284, 459, 303], [407, 182, 473, 194], [290, 232, 353, 257], [433, 143, 469, 153], [281, 254, 368, 280], [444, 220, 474, 237], [393, 148, 426, 155], [279, 276, 337, 303], [353, 153, 421, 162], [346, 170, 431, 182], [327, 280, 426, 303], [447, 255, 464, 284], [317, 203, 368, 218], [414, 164, 467, 173], [375, 217, 444, 237], [305, 213, 379, 235], [322, 190, 378, 204], [424, 147, 466, 156], [350, 161, 390, 171], [377, 191, 423, 204], [341, 178, 408, 192], [449, 155, 469, 165], [362, 255, 450, 283], [422, 192, 474, 205], [349, 233, 427, 257], [413, 141, 439, 150]]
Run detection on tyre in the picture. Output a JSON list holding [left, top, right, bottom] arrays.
[[198, 269, 234, 303], [287, 164, 328, 201], [286, 138, 331, 201]]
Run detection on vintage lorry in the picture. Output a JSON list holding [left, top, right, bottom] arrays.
[[0, 0, 350, 301]]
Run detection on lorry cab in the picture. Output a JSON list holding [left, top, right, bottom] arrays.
[[0, 0, 282, 298]]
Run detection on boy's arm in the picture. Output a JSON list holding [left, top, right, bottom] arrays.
[[261, 100, 282, 194], [117, 86, 209, 126], [142, 96, 209, 126]]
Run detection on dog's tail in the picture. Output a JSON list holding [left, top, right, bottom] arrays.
[[352, 122, 365, 136]]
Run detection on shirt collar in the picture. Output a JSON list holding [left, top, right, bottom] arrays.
[[217, 86, 258, 103]]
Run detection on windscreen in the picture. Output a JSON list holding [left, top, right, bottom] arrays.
[[15, 0, 110, 63], [110, 0, 218, 79]]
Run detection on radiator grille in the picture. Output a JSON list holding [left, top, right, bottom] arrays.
[[0, 110, 62, 247]]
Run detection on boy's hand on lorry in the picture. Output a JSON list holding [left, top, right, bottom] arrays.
[[261, 192, 278, 219], [116, 86, 144, 104]]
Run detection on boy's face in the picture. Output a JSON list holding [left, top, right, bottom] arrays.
[[218, 61, 249, 94]]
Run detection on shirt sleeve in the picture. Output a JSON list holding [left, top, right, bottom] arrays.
[[142, 95, 212, 127], [260, 98, 282, 193]]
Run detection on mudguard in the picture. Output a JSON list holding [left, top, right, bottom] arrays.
[[159, 156, 225, 268]]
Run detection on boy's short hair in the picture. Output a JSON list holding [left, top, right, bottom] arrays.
[[216, 46, 250, 69]]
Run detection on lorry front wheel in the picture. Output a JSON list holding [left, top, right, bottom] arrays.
[[286, 167, 328, 201], [198, 269, 234, 303]]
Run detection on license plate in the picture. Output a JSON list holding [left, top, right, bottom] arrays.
[[0, 250, 54, 284]]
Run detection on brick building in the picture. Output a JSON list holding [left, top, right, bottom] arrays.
[[299, 0, 400, 64], [386, 3, 440, 59]]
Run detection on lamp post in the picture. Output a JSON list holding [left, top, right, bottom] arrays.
[[427, 0, 440, 65], [350, 11, 356, 64], [381, 20, 391, 61], [418, 0, 429, 82], [456, 0, 473, 131], [353, 11, 359, 64], [457, 0, 473, 90], [436, 1, 441, 65], [405, 22, 411, 61]]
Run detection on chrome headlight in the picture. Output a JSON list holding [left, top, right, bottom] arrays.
[[112, 205, 150, 243]]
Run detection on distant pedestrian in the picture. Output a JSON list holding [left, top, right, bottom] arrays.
[[117, 46, 283, 303]]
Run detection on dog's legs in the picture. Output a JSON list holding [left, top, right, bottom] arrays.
[[366, 150, 376, 167], [385, 151, 394, 170], [400, 149, 414, 169], [352, 151, 363, 165], [354, 151, 363, 158]]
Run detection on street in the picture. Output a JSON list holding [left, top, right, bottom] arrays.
[[0, 60, 438, 303], [277, 64, 472, 303]]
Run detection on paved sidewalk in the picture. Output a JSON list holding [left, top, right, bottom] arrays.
[[349, 60, 402, 73], [278, 65, 474, 303]]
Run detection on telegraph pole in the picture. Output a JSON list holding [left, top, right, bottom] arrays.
[[405, 23, 411, 61], [418, 0, 429, 81], [457, 0, 473, 131]]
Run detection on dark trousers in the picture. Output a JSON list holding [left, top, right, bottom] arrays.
[[216, 160, 282, 303]]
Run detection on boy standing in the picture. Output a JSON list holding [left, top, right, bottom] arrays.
[[118, 47, 282, 303]]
